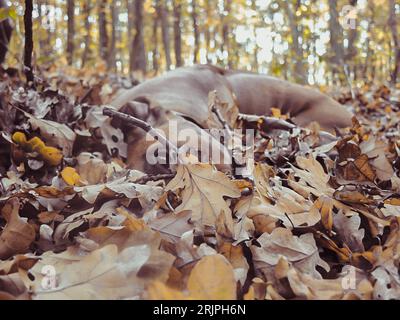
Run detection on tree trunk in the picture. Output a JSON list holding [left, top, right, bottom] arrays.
[[0, 0, 13, 64], [130, 0, 147, 74], [98, 0, 108, 62], [389, 0, 400, 84], [81, 2, 91, 67], [44, 0, 52, 57], [24, 0, 34, 84], [172, 0, 182, 67], [345, 0, 358, 74], [283, 0, 306, 84], [152, 9, 159, 73], [66, 0, 74, 65], [251, 0, 259, 71], [157, 0, 172, 70], [328, 0, 345, 84], [205, 0, 211, 63], [191, 0, 200, 64], [221, 0, 232, 68], [108, 0, 118, 71]]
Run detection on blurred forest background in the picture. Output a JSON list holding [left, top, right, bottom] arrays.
[[1, 0, 400, 86]]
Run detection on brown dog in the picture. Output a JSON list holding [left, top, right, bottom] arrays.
[[111, 65, 352, 172]]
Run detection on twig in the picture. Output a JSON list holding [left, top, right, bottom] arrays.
[[238, 113, 296, 132], [135, 173, 176, 184], [102, 106, 179, 160], [211, 104, 231, 132]]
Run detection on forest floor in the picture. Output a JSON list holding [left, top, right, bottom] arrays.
[[0, 66, 400, 300]]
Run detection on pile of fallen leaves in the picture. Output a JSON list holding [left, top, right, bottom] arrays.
[[0, 67, 400, 300]]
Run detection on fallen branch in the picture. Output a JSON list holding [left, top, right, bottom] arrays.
[[211, 104, 231, 132], [103, 106, 179, 160], [135, 173, 176, 184], [238, 113, 296, 132]]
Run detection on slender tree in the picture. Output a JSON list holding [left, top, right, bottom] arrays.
[[66, 0, 75, 65], [204, 0, 212, 63], [345, 0, 358, 71], [81, 2, 91, 67], [328, 0, 345, 84], [172, 0, 182, 67], [0, 0, 12, 64], [221, 0, 232, 68], [98, 0, 108, 62], [130, 0, 147, 74], [282, 0, 306, 84], [24, 0, 34, 83], [251, 0, 259, 71], [191, 0, 200, 64], [108, 0, 118, 71], [157, 0, 172, 70], [389, 0, 400, 84]]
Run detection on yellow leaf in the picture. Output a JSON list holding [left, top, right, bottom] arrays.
[[40, 146, 63, 166], [11, 133, 63, 166], [11, 132, 27, 146], [61, 167, 81, 186], [187, 254, 236, 300], [147, 281, 188, 300], [26, 137, 46, 152]]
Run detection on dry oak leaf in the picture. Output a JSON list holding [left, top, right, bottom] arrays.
[[218, 242, 249, 286], [252, 228, 329, 280], [187, 254, 237, 299], [292, 155, 334, 197], [165, 164, 241, 227], [75, 152, 108, 185], [0, 273, 29, 299], [74, 173, 162, 205], [360, 136, 394, 181], [27, 114, 76, 156], [147, 281, 188, 300], [0, 199, 36, 260], [77, 226, 175, 284], [148, 254, 237, 300], [272, 258, 345, 300], [29, 245, 150, 299], [333, 211, 365, 252]]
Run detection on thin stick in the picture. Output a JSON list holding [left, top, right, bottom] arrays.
[[238, 113, 296, 132], [211, 104, 231, 132], [135, 173, 176, 184], [102, 106, 179, 159]]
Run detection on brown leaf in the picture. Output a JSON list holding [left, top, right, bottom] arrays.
[[0, 199, 36, 260], [165, 164, 241, 227], [187, 254, 237, 300], [252, 228, 329, 279]]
